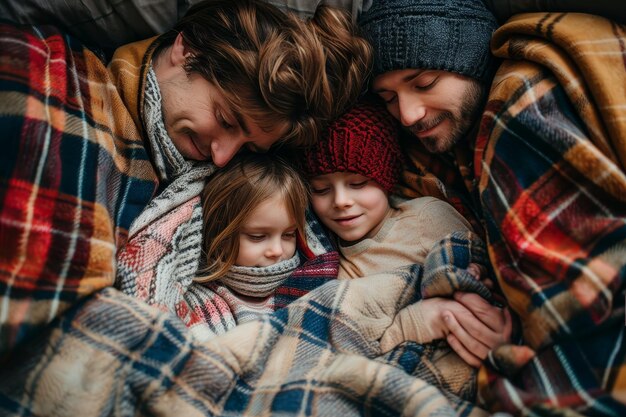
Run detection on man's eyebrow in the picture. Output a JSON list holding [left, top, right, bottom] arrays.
[[372, 69, 424, 93]]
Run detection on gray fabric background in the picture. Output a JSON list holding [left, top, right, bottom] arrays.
[[0, 0, 367, 52]]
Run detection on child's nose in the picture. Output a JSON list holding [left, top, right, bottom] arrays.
[[333, 188, 353, 209], [265, 239, 284, 258]]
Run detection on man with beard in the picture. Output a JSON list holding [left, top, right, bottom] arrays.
[[360, 0, 626, 414]]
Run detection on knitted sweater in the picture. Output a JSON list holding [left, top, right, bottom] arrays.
[[338, 196, 472, 279]]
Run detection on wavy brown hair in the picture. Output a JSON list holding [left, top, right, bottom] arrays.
[[156, 0, 372, 148], [196, 152, 309, 282]]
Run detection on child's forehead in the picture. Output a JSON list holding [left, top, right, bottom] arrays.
[[243, 195, 296, 225], [254, 194, 289, 209]]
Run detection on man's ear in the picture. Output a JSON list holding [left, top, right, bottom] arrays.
[[170, 33, 188, 66]]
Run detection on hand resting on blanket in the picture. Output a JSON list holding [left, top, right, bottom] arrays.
[[381, 261, 513, 368], [380, 295, 512, 367]]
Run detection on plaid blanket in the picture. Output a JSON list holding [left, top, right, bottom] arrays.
[[0, 23, 159, 357], [0, 231, 491, 417], [477, 13, 626, 414], [401, 12, 626, 415]]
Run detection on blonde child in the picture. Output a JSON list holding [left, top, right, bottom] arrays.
[[193, 151, 310, 332]]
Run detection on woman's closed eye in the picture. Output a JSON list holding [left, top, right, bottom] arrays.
[[246, 142, 269, 153], [183, 127, 196, 139]]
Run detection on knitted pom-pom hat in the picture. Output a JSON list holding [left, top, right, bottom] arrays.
[[303, 100, 401, 193]]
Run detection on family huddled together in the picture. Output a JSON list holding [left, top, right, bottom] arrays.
[[0, 0, 624, 416]]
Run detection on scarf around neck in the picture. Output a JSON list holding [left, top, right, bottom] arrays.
[[143, 66, 196, 182], [220, 253, 301, 297], [128, 65, 215, 238]]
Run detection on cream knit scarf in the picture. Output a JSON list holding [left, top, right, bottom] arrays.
[[118, 66, 215, 309], [128, 66, 215, 237], [220, 253, 301, 297]]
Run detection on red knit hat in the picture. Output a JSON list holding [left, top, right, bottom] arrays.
[[303, 99, 401, 192]]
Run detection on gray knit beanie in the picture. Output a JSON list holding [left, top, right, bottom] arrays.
[[359, 0, 498, 83]]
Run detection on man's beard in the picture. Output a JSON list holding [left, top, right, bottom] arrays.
[[406, 81, 485, 153]]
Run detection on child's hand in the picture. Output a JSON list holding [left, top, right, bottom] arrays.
[[466, 262, 484, 280], [380, 298, 468, 351], [466, 262, 494, 290]]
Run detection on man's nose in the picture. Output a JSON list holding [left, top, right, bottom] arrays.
[[398, 94, 427, 127], [211, 137, 242, 167]]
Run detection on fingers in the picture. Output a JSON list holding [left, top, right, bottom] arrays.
[[481, 278, 495, 290], [442, 311, 491, 362], [466, 263, 486, 280], [451, 292, 513, 350], [381, 294, 514, 369], [447, 333, 482, 368], [453, 292, 506, 333], [466, 264, 494, 290]]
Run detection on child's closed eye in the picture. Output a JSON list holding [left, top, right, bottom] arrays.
[[246, 234, 266, 241], [282, 231, 297, 239], [311, 187, 330, 195], [350, 180, 369, 188]]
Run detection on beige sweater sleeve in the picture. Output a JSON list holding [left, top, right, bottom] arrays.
[[414, 198, 472, 255]]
